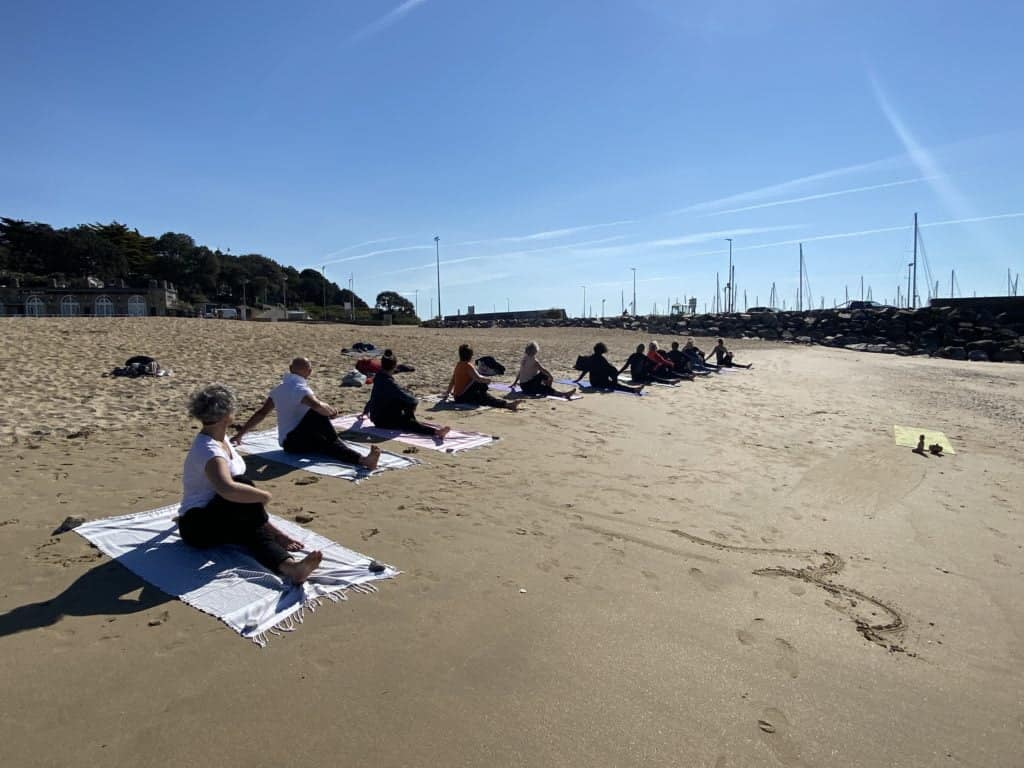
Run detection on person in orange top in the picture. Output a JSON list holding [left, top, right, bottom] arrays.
[[647, 341, 691, 380], [442, 344, 521, 410]]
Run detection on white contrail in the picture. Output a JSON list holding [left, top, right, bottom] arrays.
[[645, 224, 800, 248], [699, 211, 1024, 256], [870, 75, 975, 222], [322, 244, 433, 267], [456, 220, 633, 246], [701, 177, 933, 217], [319, 236, 403, 260], [350, 0, 429, 43], [366, 235, 627, 279], [671, 153, 906, 215]]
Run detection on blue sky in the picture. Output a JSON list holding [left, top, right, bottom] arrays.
[[3, 0, 1023, 315]]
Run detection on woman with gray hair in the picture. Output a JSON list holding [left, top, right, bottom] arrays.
[[177, 383, 322, 584], [511, 340, 577, 399]]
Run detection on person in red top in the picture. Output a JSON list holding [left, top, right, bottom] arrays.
[[646, 341, 690, 380], [442, 344, 521, 410]]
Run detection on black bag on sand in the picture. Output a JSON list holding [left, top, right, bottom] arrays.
[[475, 356, 505, 376], [574, 355, 592, 372], [113, 355, 161, 377]]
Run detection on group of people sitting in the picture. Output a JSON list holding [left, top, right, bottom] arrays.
[[573, 337, 751, 391], [177, 336, 751, 584]]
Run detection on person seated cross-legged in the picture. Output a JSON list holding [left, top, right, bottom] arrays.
[[363, 352, 450, 439], [178, 383, 322, 584], [511, 341, 577, 399], [442, 343, 521, 411], [233, 357, 381, 469]]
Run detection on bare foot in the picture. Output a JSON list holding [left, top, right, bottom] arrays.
[[279, 550, 323, 584], [435, 425, 451, 440], [563, 388, 577, 399], [361, 445, 382, 470], [508, 400, 522, 411], [264, 523, 303, 551]]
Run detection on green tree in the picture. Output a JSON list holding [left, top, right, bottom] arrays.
[[375, 290, 415, 315]]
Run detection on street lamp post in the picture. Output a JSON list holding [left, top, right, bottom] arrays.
[[321, 266, 327, 321], [506, 298, 510, 313], [581, 285, 586, 319], [434, 236, 442, 323], [601, 298, 605, 318], [725, 238, 733, 313], [241, 278, 248, 321], [631, 267, 637, 315], [282, 276, 288, 312]]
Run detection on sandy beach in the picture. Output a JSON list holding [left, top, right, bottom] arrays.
[[1, 317, 1022, 767]]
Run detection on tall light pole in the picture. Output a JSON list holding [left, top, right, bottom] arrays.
[[282, 276, 288, 311], [349, 273, 355, 321], [241, 278, 248, 321], [506, 298, 510, 313], [631, 267, 637, 315], [321, 266, 327, 321], [601, 298, 605, 318], [414, 289, 419, 318], [725, 238, 733, 313], [581, 285, 586, 319], [434, 236, 442, 324]]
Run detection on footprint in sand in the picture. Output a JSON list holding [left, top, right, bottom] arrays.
[[758, 707, 806, 767], [689, 567, 719, 593], [774, 638, 800, 679]]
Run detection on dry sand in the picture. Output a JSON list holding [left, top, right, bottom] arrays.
[[1, 317, 1022, 767]]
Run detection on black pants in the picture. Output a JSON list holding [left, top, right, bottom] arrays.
[[283, 408, 363, 465], [373, 404, 437, 436], [455, 381, 511, 409], [177, 478, 288, 571], [589, 373, 641, 393], [520, 373, 556, 396]]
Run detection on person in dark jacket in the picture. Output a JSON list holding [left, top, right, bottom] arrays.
[[573, 343, 644, 394], [621, 343, 679, 385], [363, 353, 450, 438]]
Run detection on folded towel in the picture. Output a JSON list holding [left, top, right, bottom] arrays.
[[333, 414, 494, 453], [75, 505, 398, 645], [236, 427, 418, 480]]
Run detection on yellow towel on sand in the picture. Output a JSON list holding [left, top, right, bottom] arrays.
[[893, 426, 956, 455]]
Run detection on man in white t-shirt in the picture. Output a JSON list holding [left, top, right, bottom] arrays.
[[233, 357, 381, 469]]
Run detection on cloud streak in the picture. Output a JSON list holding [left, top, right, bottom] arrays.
[[870, 75, 974, 222], [320, 236, 403, 261], [455, 219, 633, 246], [350, 0, 429, 43], [322, 244, 433, 267], [672, 153, 906, 215], [701, 177, 934, 217]]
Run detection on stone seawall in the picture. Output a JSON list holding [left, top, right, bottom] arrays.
[[426, 305, 1024, 363]]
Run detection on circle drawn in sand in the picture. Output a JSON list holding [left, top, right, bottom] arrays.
[[670, 530, 908, 653]]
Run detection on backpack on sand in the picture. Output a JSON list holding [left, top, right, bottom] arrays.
[[475, 356, 505, 376]]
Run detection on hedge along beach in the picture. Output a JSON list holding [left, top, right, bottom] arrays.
[[0, 317, 1022, 766]]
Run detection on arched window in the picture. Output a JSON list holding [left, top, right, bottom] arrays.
[[26, 296, 46, 317], [127, 295, 146, 317], [95, 296, 114, 317], [60, 295, 80, 317]]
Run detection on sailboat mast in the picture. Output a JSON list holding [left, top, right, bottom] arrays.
[[912, 212, 919, 308], [798, 244, 804, 311]]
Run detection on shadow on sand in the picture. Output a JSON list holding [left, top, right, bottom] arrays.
[[0, 559, 172, 639]]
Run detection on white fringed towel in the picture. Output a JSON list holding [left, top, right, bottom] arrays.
[[235, 427, 418, 481], [332, 414, 495, 453], [75, 505, 398, 645]]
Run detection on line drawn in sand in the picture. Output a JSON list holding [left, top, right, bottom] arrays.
[[669, 530, 910, 654]]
